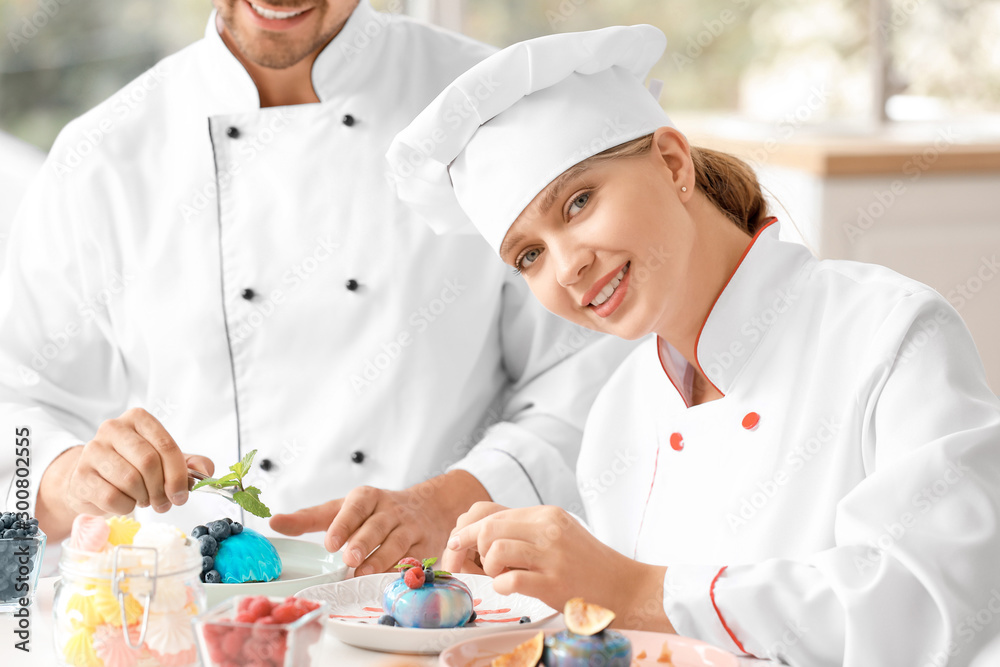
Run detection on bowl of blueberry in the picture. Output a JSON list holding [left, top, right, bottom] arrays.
[[193, 517, 347, 609], [0, 512, 45, 613]]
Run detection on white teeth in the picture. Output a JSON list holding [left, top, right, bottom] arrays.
[[250, 2, 306, 19], [590, 263, 630, 307]]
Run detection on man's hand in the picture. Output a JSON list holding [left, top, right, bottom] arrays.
[[37, 407, 214, 541], [270, 469, 490, 576]]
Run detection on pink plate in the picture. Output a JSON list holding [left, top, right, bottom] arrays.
[[439, 628, 739, 667]]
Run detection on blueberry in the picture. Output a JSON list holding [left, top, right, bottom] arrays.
[[202, 555, 214, 572], [28, 518, 38, 526], [378, 614, 397, 626], [0, 530, 6, 540], [423, 567, 434, 584], [204, 569, 221, 584], [208, 520, 231, 542], [223, 517, 233, 524], [190, 525, 208, 539], [229, 522, 243, 535], [519, 616, 531, 624], [26, 526, 37, 536], [197, 534, 218, 557]]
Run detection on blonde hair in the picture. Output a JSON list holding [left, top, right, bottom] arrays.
[[579, 134, 768, 236]]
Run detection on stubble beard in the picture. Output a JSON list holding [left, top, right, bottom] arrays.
[[218, 1, 336, 69]]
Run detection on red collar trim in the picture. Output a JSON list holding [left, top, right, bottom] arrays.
[[656, 217, 779, 404]]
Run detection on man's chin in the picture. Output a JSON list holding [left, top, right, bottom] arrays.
[[227, 27, 316, 69]]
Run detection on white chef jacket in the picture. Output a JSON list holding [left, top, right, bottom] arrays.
[[0, 2, 635, 538], [580, 220, 1000, 666]]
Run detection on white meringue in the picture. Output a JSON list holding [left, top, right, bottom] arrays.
[[143, 611, 196, 655]]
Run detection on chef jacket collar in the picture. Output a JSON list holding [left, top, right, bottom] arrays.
[[657, 219, 813, 406], [202, 0, 383, 110]]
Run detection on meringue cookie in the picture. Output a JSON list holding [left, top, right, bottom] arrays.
[[93, 583, 145, 627], [143, 611, 196, 655], [69, 515, 111, 553], [146, 577, 189, 613], [132, 523, 190, 571], [62, 627, 102, 667], [93, 624, 141, 667], [64, 590, 102, 630], [147, 646, 198, 667], [107, 516, 142, 546]]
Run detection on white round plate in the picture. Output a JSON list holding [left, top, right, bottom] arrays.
[[297, 573, 557, 654], [203, 537, 347, 608], [439, 628, 740, 667]]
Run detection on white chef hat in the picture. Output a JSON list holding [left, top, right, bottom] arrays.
[[386, 25, 672, 255]]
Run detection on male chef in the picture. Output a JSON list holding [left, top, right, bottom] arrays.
[[0, 0, 634, 575]]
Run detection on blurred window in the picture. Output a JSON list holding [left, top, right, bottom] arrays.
[[2, 0, 998, 150]]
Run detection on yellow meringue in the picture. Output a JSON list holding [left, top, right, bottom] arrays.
[[62, 627, 102, 667], [106, 516, 141, 546], [93, 584, 144, 627], [64, 591, 102, 629]]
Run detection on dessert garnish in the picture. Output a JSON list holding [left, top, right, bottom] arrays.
[[191, 449, 271, 518], [393, 556, 451, 589], [563, 597, 615, 635], [491, 631, 544, 667]]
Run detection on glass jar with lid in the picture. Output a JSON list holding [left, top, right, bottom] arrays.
[[53, 522, 206, 667]]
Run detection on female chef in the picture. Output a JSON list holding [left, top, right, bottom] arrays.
[[386, 24, 1000, 667]]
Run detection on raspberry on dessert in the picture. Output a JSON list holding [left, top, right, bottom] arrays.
[[404, 565, 426, 589], [397, 557, 422, 569]]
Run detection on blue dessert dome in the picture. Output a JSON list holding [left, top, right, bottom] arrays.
[[544, 629, 632, 667], [383, 575, 474, 628], [213, 528, 282, 584]]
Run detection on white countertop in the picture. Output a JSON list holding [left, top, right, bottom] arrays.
[[0, 577, 770, 666]]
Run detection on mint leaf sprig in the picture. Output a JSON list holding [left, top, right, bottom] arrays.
[[393, 557, 451, 578], [191, 449, 272, 518]]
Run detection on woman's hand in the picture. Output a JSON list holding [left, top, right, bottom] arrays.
[[441, 501, 510, 574], [444, 504, 674, 632]]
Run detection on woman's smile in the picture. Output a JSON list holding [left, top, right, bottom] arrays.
[[584, 261, 631, 318]]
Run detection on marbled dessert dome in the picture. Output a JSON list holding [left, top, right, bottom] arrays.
[[213, 529, 282, 584], [382, 575, 474, 628], [543, 629, 632, 667]]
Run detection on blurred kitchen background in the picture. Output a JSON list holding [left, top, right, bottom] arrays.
[[1, 0, 998, 390]]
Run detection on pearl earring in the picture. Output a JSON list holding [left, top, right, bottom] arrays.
[[681, 186, 688, 192]]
